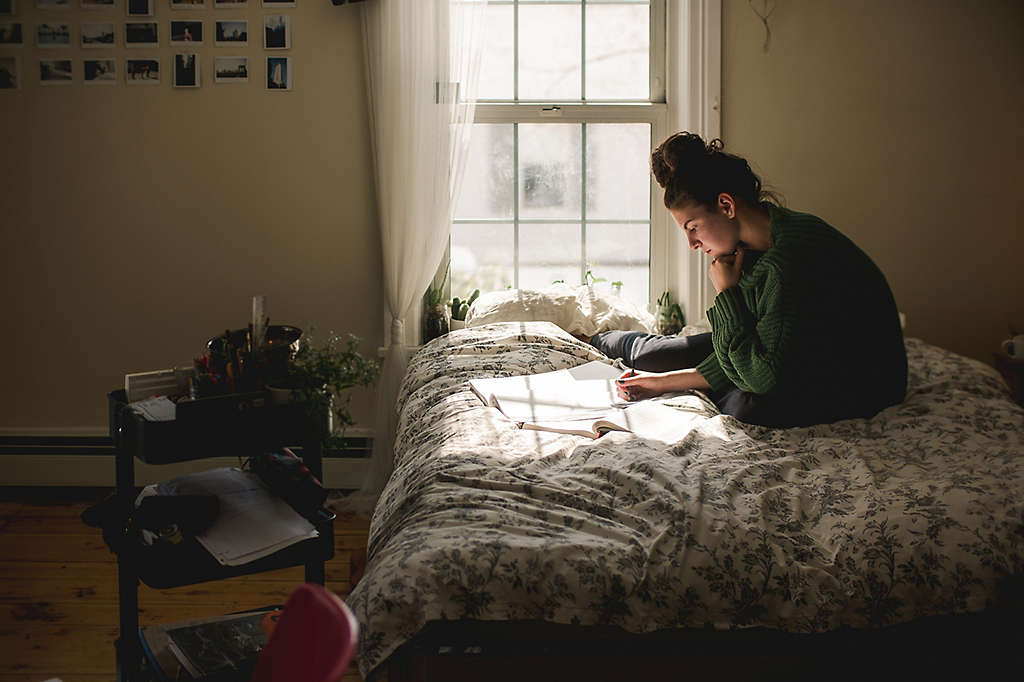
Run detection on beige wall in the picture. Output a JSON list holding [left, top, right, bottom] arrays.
[[721, 0, 1024, 364], [0, 3, 381, 433]]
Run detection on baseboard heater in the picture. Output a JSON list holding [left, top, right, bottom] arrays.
[[0, 435, 372, 489]]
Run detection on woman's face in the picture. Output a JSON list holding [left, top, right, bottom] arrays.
[[669, 196, 740, 260]]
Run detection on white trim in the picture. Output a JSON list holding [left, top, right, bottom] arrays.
[[0, 454, 370, 489]]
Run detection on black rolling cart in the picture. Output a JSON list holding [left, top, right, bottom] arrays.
[[106, 390, 336, 682]]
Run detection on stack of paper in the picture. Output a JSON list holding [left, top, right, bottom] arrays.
[[146, 467, 319, 567]]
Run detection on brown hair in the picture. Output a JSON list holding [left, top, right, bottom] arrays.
[[651, 132, 779, 210]]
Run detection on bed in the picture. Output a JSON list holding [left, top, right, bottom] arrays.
[[345, 319, 1024, 681]]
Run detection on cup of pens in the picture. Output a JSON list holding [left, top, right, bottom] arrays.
[[203, 325, 302, 393]]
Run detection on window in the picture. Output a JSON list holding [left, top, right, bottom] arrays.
[[451, 0, 667, 311]]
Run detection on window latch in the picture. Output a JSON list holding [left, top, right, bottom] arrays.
[[540, 106, 562, 118]]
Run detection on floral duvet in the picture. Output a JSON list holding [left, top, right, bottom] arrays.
[[346, 321, 1024, 676]]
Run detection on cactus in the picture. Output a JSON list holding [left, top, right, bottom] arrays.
[[450, 288, 480, 321]]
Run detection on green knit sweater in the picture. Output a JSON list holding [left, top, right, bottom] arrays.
[[695, 203, 907, 421]]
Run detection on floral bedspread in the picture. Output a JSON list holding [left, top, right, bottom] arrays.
[[345, 322, 1024, 676]]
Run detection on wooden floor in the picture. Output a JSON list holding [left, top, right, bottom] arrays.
[[0, 487, 369, 682]]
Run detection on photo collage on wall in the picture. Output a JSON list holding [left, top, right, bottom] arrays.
[[0, 0, 295, 91]]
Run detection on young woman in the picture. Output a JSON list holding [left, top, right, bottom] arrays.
[[590, 132, 907, 427]]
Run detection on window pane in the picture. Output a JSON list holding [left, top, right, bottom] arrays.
[[586, 123, 651, 220], [519, 4, 581, 100], [456, 124, 514, 220], [451, 222, 515, 295], [478, 4, 513, 100], [519, 123, 582, 220], [519, 223, 582, 290], [586, 222, 650, 309], [585, 3, 650, 100]]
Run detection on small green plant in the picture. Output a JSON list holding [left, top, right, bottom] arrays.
[[656, 291, 685, 336], [449, 288, 480, 321], [287, 330, 379, 445]]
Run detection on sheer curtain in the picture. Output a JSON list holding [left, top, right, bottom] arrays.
[[347, 0, 488, 514]]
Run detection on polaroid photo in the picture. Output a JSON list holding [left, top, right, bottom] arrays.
[[125, 21, 157, 46], [214, 55, 246, 82], [214, 19, 245, 47], [81, 0, 116, 9], [0, 55, 19, 89], [263, 14, 289, 49], [36, 23, 71, 47], [39, 57, 72, 85], [125, 56, 158, 84], [81, 22, 115, 47], [214, 0, 246, 8], [266, 55, 290, 90], [83, 57, 116, 84], [0, 22, 23, 45], [170, 20, 202, 45], [170, 0, 205, 9], [261, 0, 294, 7], [36, 0, 70, 8], [172, 52, 198, 87], [125, 0, 152, 17], [0, 0, 15, 16]]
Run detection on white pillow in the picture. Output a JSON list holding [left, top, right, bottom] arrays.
[[465, 284, 653, 336]]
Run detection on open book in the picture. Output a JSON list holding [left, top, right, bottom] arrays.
[[469, 361, 695, 441]]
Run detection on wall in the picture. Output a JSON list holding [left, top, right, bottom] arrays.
[[721, 0, 1024, 364], [0, 1, 381, 434]]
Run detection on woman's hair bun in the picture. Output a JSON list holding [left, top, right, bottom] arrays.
[[650, 132, 723, 189]]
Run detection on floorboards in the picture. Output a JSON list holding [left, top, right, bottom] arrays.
[[0, 486, 369, 682]]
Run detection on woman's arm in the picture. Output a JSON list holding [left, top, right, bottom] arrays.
[[614, 368, 711, 402]]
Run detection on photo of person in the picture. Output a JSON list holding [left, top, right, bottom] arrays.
[[170, 20, 202, 45], [0, 56, 19, 89], [214, 20, 245, 46], [0, 22, 22, 45], [214, 55, 246, 82], [83, 57, 115, 84], [263, 14, 288, 49], [266, 55, 289, 90], [81, 22, 114, 47], [126, 0, 153, 17], [39, 57, 71, 84], [173, 52, 198, 87], [0, 0, 15, 16], [125, 21, 156, 46], [125, 57, 158, 84], [36, 23, 70, 47], [81, 0, 116, 9]]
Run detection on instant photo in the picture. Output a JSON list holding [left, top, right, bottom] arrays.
[[83, 57, 115, 84], [81, 22, 114, 47], [0, 22, 22, 45], [263, 14, 288, 49], [82, 0, 116, 9], [0, 56, 19, 90], [170, 20, 202, 45], [171, 0, 205, 9], [125, 21, 156, 46], [126, 0, 153, 17], [0, 0, 14, 17], [172, 52, 197, 87], [214, 19, 245, 46], [36, 0, 70, 8], [39, 58, 72, 84], [214, 55, 245, 82], [261, 0, 294, 7], [266, 55, 289, 90], [36, 23, 70, 47], [125, 57, 158, 84], [214, 0, 246, 7]]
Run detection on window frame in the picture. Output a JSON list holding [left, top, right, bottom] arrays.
[[445, 0, 720, 322]]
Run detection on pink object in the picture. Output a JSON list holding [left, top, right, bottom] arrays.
[[251, 583, 359, 682]]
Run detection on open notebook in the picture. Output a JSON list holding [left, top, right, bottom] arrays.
[[469, 361, 695, 441]]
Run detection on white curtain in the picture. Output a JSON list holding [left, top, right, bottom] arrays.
[[347, 0, 489, 514]]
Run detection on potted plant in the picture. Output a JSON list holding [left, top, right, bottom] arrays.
[[272, 330, 380, 449], [655, 291, 685, 336], [448, 288, 479, 330], [423, 270, 450, 343]]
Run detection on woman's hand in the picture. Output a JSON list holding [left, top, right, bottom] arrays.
[[615, 369, 669, 402], [709, 246, 744, 293]]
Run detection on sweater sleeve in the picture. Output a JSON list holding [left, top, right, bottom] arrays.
[[703, 266, 793, 395]]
